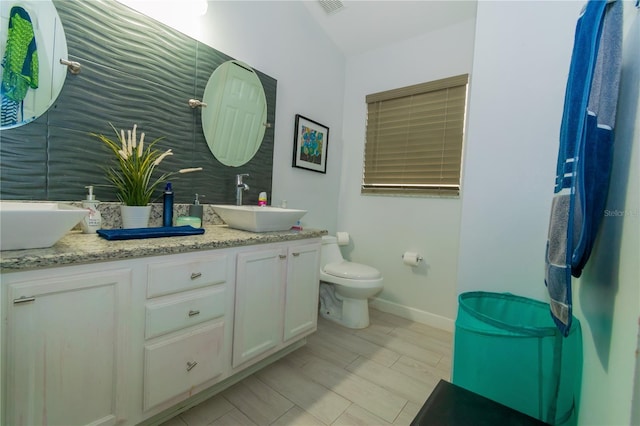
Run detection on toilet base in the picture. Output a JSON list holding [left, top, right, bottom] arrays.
[[319, 283, 371, 329]]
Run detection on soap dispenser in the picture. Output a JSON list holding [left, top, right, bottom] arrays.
[[81, 185, 102, 233], [188, 193, 204, 225]]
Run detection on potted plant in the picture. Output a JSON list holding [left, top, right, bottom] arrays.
[[92, 123, 201, 228]]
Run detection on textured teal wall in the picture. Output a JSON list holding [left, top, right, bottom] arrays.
[[0, 0, 276, 204]]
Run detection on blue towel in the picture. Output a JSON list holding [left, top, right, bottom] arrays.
[[97, 225, 205, 241], [545, 0, 622, 336]]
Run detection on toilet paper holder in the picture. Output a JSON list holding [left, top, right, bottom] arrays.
[[336, 231, 350, 246], [402, 251, 423, 266]]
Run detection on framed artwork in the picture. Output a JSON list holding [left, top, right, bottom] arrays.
[[292, 114, 329, 173]]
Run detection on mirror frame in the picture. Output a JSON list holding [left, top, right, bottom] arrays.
[[0, 0, 67, 129], [201, 60, 267, 167]]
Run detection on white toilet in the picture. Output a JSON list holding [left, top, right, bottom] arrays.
[[318, 235, 383, 329]]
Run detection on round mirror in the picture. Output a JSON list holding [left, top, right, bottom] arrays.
[[1, 0, 67, 129], [202, 60, 267, 167]]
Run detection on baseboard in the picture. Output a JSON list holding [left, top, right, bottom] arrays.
[[370, 297, 455, 332]]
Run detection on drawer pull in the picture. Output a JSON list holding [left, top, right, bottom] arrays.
[[279, 254, 287, 259], [13, 296, 36, 305], [188, 309, 200, 317], [292, 252, 300, 257], [186, 361, 198, 372], [190, 272, 202, 280]]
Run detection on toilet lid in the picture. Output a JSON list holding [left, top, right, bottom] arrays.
[[323, 261, 382, 280]]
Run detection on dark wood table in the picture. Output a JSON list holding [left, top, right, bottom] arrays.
[[411, 380, 549, 425]]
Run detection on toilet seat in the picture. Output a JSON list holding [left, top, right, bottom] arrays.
[[323, 261, 381, 280]]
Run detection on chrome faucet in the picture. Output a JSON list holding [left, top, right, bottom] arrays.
[[236, 173, 250, 205]]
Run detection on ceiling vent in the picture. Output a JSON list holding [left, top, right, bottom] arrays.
[[318, 0, 345, 15]]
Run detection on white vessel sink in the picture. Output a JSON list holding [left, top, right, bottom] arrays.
[[212, 205, 307, 232], [0, 202, 88, 250]]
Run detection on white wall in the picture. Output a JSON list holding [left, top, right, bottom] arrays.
[[458, 1, 639, 424], [117, 0, 346, 232], [340, 19, 476, 328], [573, 2, 639, 423], [457, 1, 579, 300]]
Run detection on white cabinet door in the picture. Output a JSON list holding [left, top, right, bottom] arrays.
[[232, 247, 285, 368], [283, 242, 320, 342], [143, 321, 226, 411], [5, 269, 131, 426]]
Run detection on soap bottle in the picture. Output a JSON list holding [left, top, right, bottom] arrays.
[[163, 182, 174, 227], [258, 192, 267, 206], [188, 193, 204, 226], [81, 185, 102, 233]]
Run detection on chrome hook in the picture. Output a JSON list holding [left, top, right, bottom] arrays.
[[188, 99, 207, 108], [60, 58, 81, 74]]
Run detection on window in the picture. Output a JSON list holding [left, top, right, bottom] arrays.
[[362, 74, 468, 197]]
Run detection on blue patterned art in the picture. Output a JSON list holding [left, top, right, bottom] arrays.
[[300, 125, 324, 165], [293, 114, 329, 173]]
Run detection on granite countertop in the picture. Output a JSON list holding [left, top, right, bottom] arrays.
[[0, 226, 326, 272]]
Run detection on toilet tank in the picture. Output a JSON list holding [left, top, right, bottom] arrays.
[[320, 235, 345, 266]]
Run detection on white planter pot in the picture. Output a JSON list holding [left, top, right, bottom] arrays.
[[120, 205, 151, 229]]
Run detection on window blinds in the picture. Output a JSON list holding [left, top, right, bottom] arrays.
[[363, 74, 468, 196]]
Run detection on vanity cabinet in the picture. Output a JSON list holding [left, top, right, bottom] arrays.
[[233, 240, 320, 368], [233, 247, 286, 368], [4, 268, 132, 426], [142, 253, 234, 412], [283, 241, 322, 342], [1, 234, 322, 426], [143, 321, 226, 411]]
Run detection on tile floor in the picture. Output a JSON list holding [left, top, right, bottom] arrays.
[[161, 309, 452, 426]]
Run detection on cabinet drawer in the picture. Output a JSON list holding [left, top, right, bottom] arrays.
[[143, 322, 226, 411], [147, 254, 228, 298], [145, 286, 226, 339]]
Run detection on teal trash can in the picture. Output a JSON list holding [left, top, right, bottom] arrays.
[[452, 292, 582, 425]]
